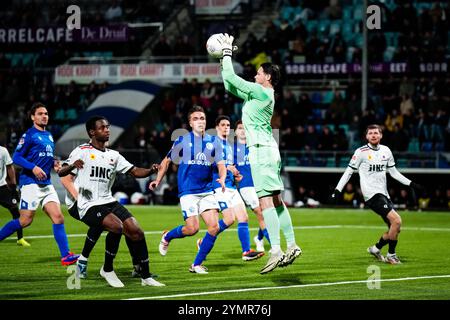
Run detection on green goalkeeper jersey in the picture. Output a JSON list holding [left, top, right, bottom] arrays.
[[221, 56, 277, 148]]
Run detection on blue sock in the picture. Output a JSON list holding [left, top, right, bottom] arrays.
[[193, 232, 217, 266], [52, 223, 70, 257], [262, 228, 271, 244], [0, 219, 21, 241], [165, 225, 185, 242], [218, 219, 229, 234], [258, 228, 264, 241], [238, 222, 251, 252]]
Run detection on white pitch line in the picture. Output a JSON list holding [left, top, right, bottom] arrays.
[[3, 224, 450, 241], [125, 274, 450, 300]]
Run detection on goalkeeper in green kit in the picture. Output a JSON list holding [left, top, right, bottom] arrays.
[[218, 33, 302, 274]]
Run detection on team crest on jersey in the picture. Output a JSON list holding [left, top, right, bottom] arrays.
[[206, 142, 213, 150], [90, 154, 96, 160], [368, 155, 372, 160]]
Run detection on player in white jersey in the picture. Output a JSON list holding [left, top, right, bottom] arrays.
[[0, 146, 30, 246], [60, 116, 164, 287], [331, 124, 423, 264]]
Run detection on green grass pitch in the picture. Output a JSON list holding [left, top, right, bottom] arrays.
[[1, 206, 450, 300]]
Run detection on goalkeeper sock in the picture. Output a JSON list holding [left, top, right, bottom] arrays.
[[262, 207, 280, 247], [276, 204, 296, 247]]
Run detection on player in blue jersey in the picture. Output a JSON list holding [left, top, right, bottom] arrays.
[[0, 103, 79, 266], [149, 106, 227, 274], [209, 116, 264, 261], [234, 120, 271, 252]]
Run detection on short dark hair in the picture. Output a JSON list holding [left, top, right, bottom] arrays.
[[215, 115, 231, 126], [187, 105, 205, 121], [261, 63, 281, 87], [29, 102, 47, 119], [235, 119, 243, 129], [365, 124, 383, 135], [86, 115, 108, 137]]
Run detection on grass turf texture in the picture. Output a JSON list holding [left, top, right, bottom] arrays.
[[1, 206, 449, 300]]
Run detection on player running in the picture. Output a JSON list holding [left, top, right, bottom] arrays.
[[0, 103, 79, 265], [331, 124, 423, 264], [219, 33, 302, 274], [150, 106, 227, 274]]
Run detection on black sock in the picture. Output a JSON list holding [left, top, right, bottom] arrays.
[[125, 235, 139, 266], [104, 232, 122, 272], [82, 226, 103, 258], [132, 237, 150, 279], [375, 237, 389, 250], [388, 240, 398, 254], [10, 207, 22, 240]]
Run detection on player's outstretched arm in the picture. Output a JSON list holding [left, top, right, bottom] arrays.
[[335, 166, 354, 193], [149, 157, 171, 190], [130, 163, 160, 178]]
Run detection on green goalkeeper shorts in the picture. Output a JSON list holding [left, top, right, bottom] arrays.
[[248, 145, 284, 198]]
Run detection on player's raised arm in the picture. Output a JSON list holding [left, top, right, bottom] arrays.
[[220, 34, 268, 101], [149, 157, 171, 191]]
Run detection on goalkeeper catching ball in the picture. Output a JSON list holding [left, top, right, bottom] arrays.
[[217, 33, 302, 274]]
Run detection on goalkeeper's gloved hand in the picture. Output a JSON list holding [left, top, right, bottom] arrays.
[[219, 33, 234, 57], [409, 182, 424, 192], [330, 189, 341, 204]]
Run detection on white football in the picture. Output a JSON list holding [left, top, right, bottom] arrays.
[[206, 33, 223, 59]]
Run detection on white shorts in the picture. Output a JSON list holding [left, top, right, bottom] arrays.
[[239, 187, 260, 209], [20, 184, 60, 211], [179, 192, 219, 219], [214, 187, 245, 211]]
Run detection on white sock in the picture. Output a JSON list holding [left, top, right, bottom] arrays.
[[271, 245, 282, 254]]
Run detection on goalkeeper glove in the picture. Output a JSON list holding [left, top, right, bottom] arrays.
[[219, 33, 234, 57]]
